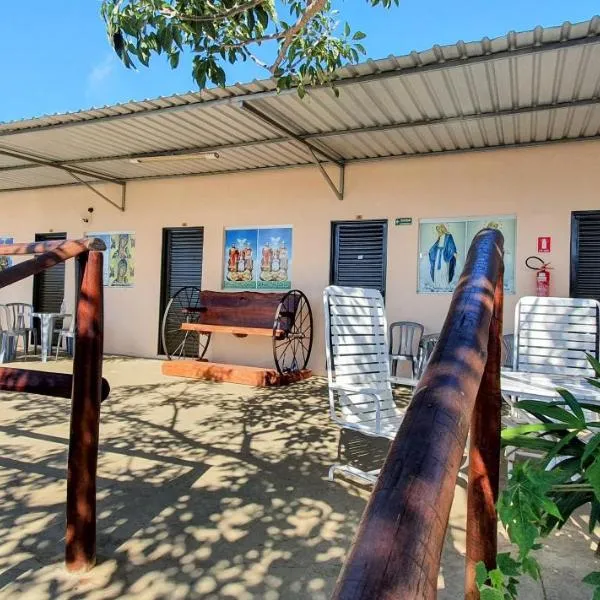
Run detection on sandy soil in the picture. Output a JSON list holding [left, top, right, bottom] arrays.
[[0, 357, 597, 599]]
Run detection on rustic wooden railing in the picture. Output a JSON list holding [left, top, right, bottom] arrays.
[[0, 238, 110, 572], [332, 228, 505, 600]]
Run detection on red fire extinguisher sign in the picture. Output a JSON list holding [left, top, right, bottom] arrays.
[[537, 236, 551, 253]]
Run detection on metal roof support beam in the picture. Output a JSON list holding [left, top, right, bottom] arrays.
[[239, 100, 345, 200], [0, 146, 126, 212], [0, 96, 596, 174], [69, 172, 127, 212]]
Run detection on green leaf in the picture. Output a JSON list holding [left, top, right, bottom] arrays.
[[488, 568, 504, 589], [515, 399, 582, 426], [475, 561, 489, 587], [522, 556, 541, 581], [583, 433, 600, 465], [496, 552, 521, 577], [586, 455, 600, 501], [586, 353, 600, 378], [583, 571, 600, 586], [169, 51, 180, 69], [479, 588, 504, 600], [344, 22, 350, 36], [556, 387, 585, 422], [501, 422, 578, 438]]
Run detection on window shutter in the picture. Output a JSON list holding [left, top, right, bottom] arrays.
[[33, 232, 66, 314], [159, 227, 204, 354], [571, 211, 600, 301], [331, 220, 387, 295], [165, 228, 204, 298]]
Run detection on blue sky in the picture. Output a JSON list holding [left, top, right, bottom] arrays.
[[0, 1, 598, 122]]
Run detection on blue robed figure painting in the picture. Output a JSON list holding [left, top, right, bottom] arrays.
[[428, 223, 457, 287]]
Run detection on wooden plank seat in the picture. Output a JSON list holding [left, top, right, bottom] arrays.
[[181, 323, 284, 337], [162, 289, 314, 385]]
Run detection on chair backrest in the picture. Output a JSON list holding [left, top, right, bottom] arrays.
[[417, 333, 440, 378], [5, 302, 33, 329], [514, 296, 600, 376], [502, 333, 515, 369], [389, 321, 424, 358], [0, 305, 7, 332], [323, 286, 394, 422]]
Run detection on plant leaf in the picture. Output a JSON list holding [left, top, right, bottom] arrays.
[[497, 552, 521, 577], [479, 587, 504, 600], [583, 432, 600, 466], [475, 561, 489, 587], [556, 387, 585, 423]]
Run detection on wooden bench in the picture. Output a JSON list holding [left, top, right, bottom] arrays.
[[161, 289, 313, 386]]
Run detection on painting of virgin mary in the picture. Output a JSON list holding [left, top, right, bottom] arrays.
[[428, 223, 457, 286]]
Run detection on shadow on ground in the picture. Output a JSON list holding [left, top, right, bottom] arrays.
[[0, 358, 596, 599]]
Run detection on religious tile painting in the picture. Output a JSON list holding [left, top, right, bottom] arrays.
[[223, 226, 292, 290], [87, 231, 135, 287], [418, 216, 516, 294], [0, 237, 13, 271]]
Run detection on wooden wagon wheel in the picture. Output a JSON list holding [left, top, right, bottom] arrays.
[[161, 286, 211, 360], [272, 290, 313, 375]]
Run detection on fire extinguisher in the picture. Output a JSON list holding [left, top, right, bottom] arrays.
[[525, 256, 552, 297]]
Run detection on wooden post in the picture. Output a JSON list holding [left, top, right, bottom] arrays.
[[465, 267, 504, 599], [65, 250, 104, 571], [331, 229, 504, 600]]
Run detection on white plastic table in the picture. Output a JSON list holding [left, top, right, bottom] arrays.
[[501, 369, 600, 404], [32, 312, 71, 363]]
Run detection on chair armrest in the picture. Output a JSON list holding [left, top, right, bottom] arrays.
[[389, 376, 418, 387], [330, 382, 382, 397]]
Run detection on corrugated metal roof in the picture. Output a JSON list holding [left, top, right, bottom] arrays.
[[1, 16, 599, 195]]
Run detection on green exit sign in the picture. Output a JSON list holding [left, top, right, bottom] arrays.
[[395, 217, 413, 226]]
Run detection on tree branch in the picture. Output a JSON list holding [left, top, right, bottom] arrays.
[[270, 0, 327, 73], [160, 0, 267, 23]]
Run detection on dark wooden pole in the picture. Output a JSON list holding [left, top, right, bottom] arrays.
[[332, 228, 504, 600], [65, 250, 104, 572], [0, 240, 103, 290], [465, 266, 504, 599], [0, 367, 110, 401], [0, 237, 106, 256]]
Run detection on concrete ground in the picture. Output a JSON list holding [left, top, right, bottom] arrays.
[[0, 357, 597, 599]]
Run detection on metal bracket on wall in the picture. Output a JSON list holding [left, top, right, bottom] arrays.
[[239, 101, 345, 201], [0, 146, 127, 212]]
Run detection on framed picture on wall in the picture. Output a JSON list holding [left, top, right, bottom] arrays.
[[0, 237, 13, 272], [417, 216, 516, 294], [86, 231, 136, 287], [223, 226, 292, 290]]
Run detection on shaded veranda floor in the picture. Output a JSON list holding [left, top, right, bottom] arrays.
[[0, 357, 597, 599]]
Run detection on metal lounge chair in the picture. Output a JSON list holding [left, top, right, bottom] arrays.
[[323, 285, 408, 484]]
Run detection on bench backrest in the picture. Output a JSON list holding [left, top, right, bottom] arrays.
[[198, 291, 287, 330], [514, 296, 600, 376]]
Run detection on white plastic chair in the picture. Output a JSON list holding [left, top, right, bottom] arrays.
[[323, 285, 407, 484], [504, 296, 600, 471], [55, 315, 75, 360]]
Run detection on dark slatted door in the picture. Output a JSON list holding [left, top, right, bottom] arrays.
[[158, 227, 204, 353], [33, 232, 67, 314], [571, 211, 600, 301], [330, 220, 388, 296]]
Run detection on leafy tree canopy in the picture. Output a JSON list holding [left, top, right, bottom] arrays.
[[102, 1, 399, 96]]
